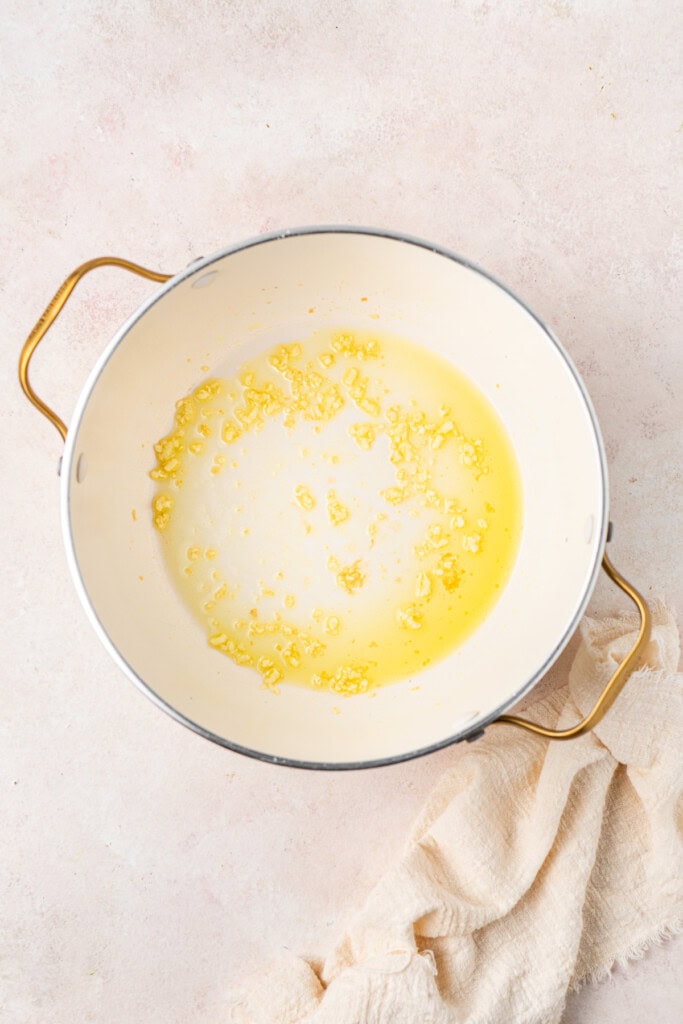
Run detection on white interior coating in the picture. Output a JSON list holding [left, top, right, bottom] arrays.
[[62, 229, 607, 766]]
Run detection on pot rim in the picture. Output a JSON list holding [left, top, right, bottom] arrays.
[[60, 225, 609, 769]]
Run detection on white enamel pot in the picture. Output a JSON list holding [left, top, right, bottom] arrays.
[[20, 227, 650, 768]]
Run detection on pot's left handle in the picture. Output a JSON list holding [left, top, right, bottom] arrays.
[[19, 257, 172, 442]]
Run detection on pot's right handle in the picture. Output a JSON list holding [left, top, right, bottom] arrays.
[[19, 257, 172, 442], [496, 550, 651, 740]]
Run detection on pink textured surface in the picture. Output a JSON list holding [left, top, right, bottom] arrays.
[[1, 2, 681, 1021]]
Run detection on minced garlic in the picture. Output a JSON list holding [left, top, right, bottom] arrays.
[[326, 489, 350, 526], [335, 560, 366, 594], [294, 484, 316, 511]]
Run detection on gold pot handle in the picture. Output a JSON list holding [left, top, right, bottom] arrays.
[[18, 257, 172, 442], [497, 550, 651, 740]]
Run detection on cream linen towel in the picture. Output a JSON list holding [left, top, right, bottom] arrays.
[[229, 604, 682, 1024]]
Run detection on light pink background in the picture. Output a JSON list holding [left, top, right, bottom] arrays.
[[2, 2, 681, 1021]]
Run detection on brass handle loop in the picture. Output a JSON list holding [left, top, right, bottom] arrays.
[[19, 257, 172, 442], [497, 551, 651, 739]]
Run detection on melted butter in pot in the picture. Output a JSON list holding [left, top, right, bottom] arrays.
[[150, 328, 522, 696]]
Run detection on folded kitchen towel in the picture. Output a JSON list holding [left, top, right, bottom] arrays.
[[229, 603, 682, 1024]]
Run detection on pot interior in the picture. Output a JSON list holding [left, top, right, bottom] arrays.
[[63, 230, 606, 766]]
